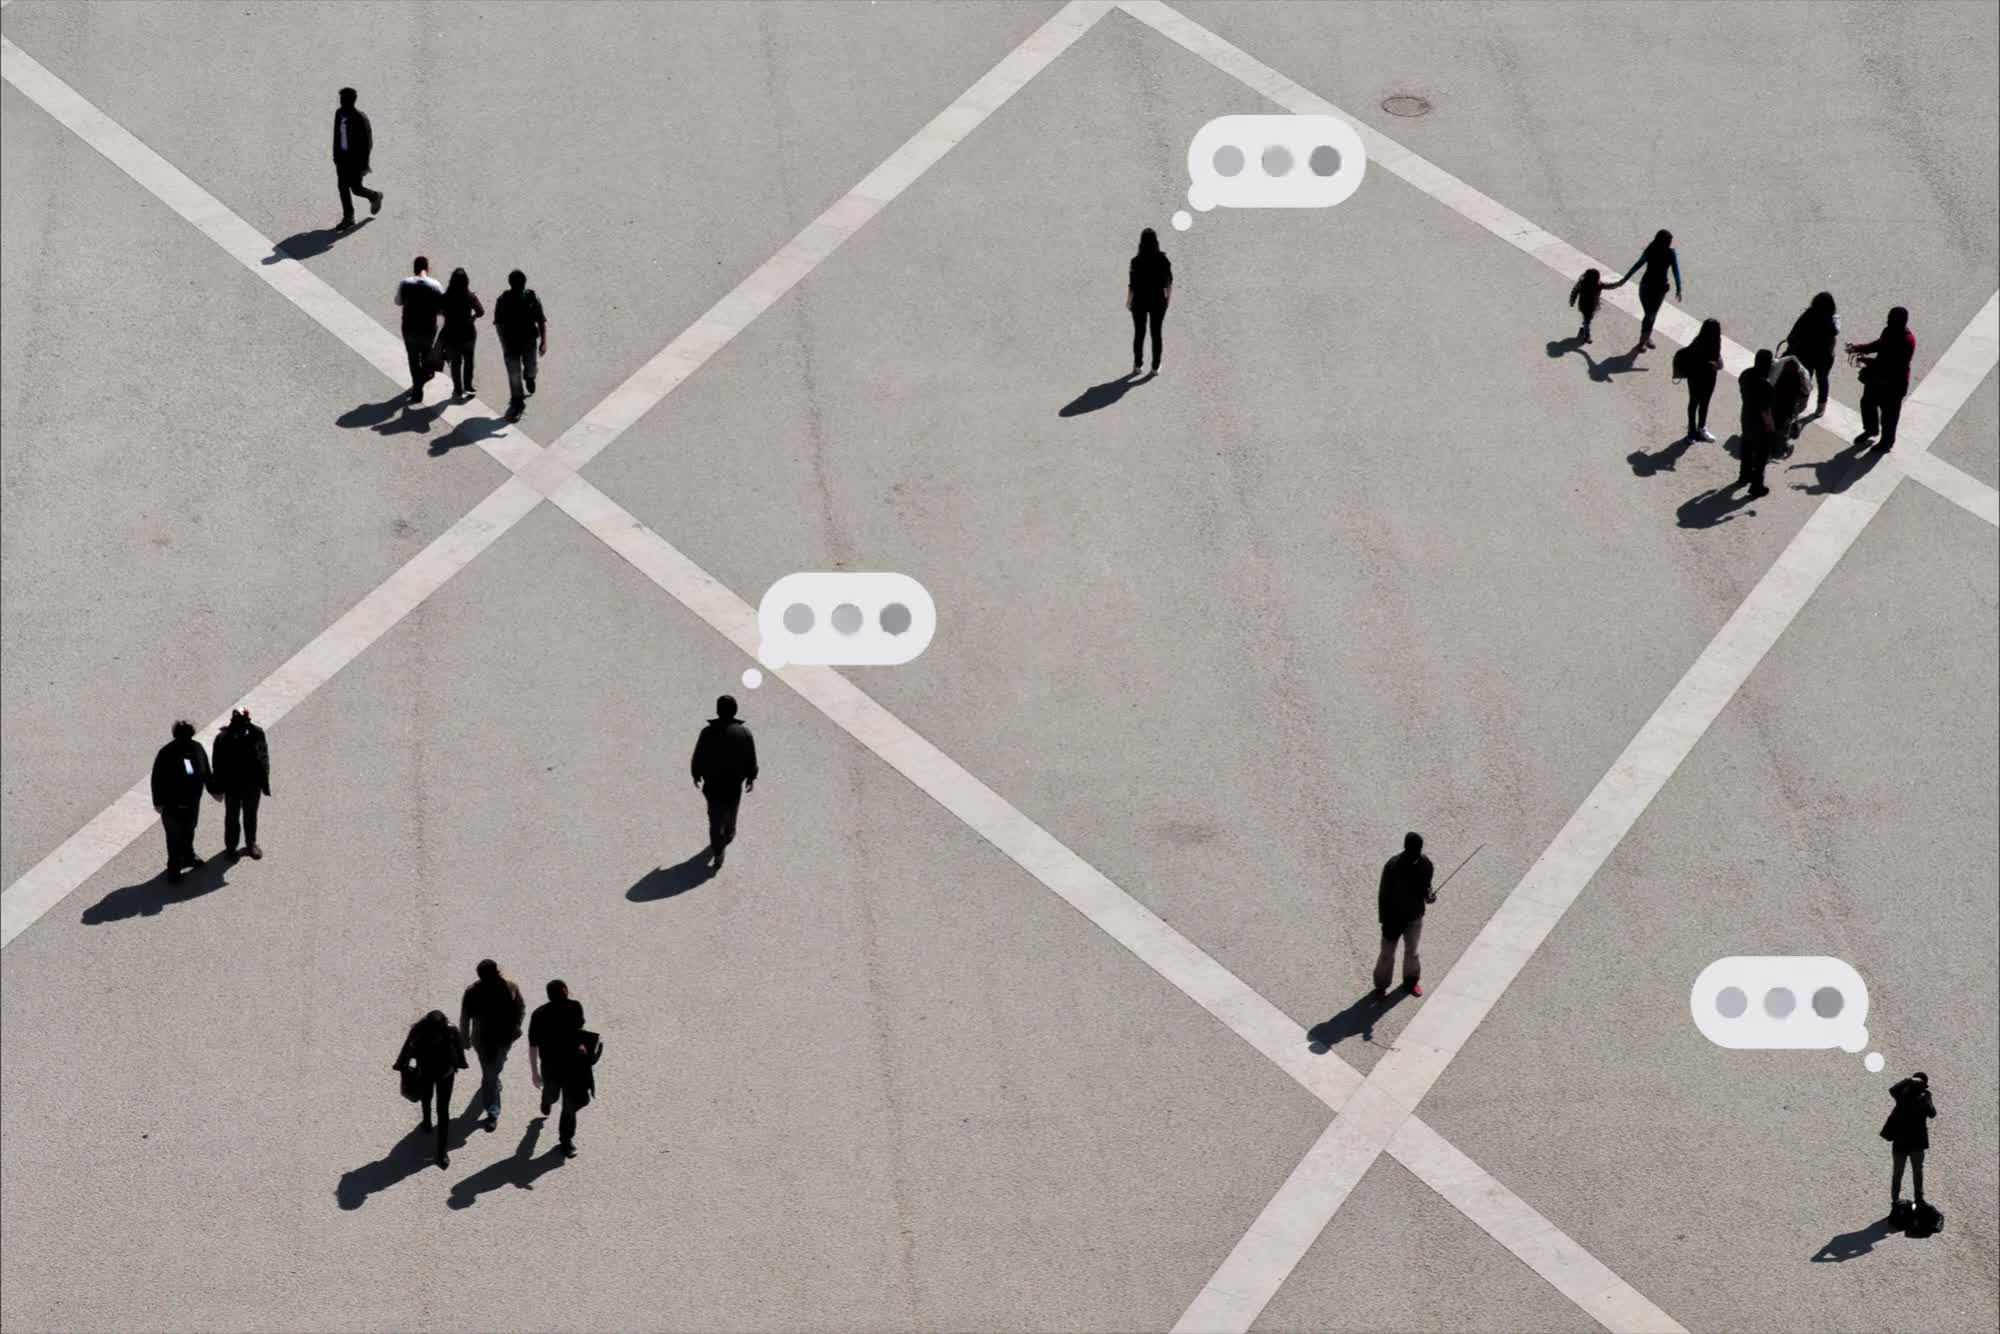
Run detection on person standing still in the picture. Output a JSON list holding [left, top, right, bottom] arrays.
[[1127, 227, 1173, 377], [209, 708, 270, 862], [395, 1009, 468, 1168], [1674, 317, 1725, 443], [492, 270, 547, 422], [459, 959, 526, 1133], [691, 695, 758, 869], [331, 88, 383, 232], [1373, 832, 1435, 997], [395, 256, 445, 403], [1882, 1071, 1936, 1218], [150, 720, 213, 883], [1736, 348, 1777, 498], [529, 979, 588, 1158], [1781, 291, 1840, 419], [1848, 306, 1915, 451], [437, 268, 485, 399], [1617, 229, 1682, 352]]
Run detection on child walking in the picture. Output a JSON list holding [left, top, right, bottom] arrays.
[[1568, 268, 1620, 343]]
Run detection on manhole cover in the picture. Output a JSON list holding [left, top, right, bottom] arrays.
[[1382, 94, 1432, 118]]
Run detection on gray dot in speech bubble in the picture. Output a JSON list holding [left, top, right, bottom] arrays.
[[1764, 986, 1795, 1018], [1262, 144, 1294, 176], [880, 602, 912, 635], [831, 603, 864, 634], [1715, 986, 1747, 1018], [1212, 144, 1245, 178], [1310, 145, 1342, 177], [784, 602, 814, 634], [1812, 986, 1844, 1018]]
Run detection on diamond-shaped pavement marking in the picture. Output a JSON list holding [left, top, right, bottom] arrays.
[[1927, 361, 1998, 492]]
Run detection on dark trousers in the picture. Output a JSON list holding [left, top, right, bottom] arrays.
[[1639, 286, 1666, 344], [442, 335, 476, 394], [475, 1040, 510, 1116], [1686, 373, 1716, 435], [161, 804, 200, 870], [335, 161, 381, 222], [421, 1074, 455, 1157], [1806, 358, 1832, 413], [706, 791, 742, 850], [1892, 1145, 1926, 1203], [503, 343, 539, 408], [1373, 918, 1424, 992], [1861, 382, 1906, 446], [1737, 425, 1771, 490], [223, 788, 261, 852], [541, 1075, 580, 1145], [1131, 303, 1165, 369], [403, 327, 435, 392]]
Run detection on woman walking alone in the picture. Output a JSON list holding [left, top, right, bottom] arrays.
[[437, 267, 485, 399], [394, 1009, 467, 1168], [1617, 229, 1682, 351], [1127, 227, 1173, 377], [1781, 291, 1839, 419], [1672, 318, 1725, 442]]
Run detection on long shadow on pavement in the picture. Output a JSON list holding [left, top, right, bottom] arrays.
[[80, 856, 232, 925], [1810, 1214, 1902, 1262], [263, 219, 370, 265], [1059, 370, 1152, 417], [1306, 990, 1407, 1054], [1629, 433, 1698, 477], [429, 412, 509, 457], [1789, 437, 1885, 497], [1546, 336, 1643, 383], [335, 1108, 481, 1210], [1676, 485, 1763, 529], [627, 850, 717, 903], [338, 394, 449, 437], [449, 1116, 568, 1210]]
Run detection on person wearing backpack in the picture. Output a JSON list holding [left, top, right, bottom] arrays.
[[394, 1009, 468, 1169], [1882, 1071, 1937, 1227], [492, 269, 548, 422], [529, 979, 591, 1158], [459, 959, 526, 1133], [1672, 318, 1724, 443]]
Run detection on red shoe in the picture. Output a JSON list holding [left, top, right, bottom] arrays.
[[1409, 982, 1424, 997]]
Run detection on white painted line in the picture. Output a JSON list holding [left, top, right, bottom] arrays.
[[544, 0, 1113, 473], [1112, 0, 1999, 530]]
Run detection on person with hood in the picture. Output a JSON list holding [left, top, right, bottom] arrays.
[[1736, 348, 1777, 498], [1847, 306, 1916, 451], [331, 87, 384, 232], [208, 708, 271, 863], [1616, 228, 1682, 352], [459, 959, 526, 1133], [1372, 832, 1436, 997], [394, 1009, 467, 1168], [150, 719, 213, 882], [691, 694, 758, 868], [1882, 1071, 1936, 1218], [1127, 227, 1173, 376], [1780, 291, 1840, 419]]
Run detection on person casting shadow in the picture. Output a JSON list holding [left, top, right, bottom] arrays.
[[447, 1116, 568, 1210], [1616, 228, 1682, 351], [80, 857, 230, 925], [1127, 227, 1172, 376]]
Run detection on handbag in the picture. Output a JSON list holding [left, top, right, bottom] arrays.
[[399, 1064, 425, 1102]]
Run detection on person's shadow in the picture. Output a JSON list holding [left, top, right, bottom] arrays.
[[1059, 371, 1151, 417], [337, 393, 450, 437], [334, 1106, 479, 1210], [263, 220, 369, 265], [1306, 990, 1405, 1053], [1546, 337, 1642, 384], [80, 855, 230, 925], [428, 411, 509, 457], [1676, 484, 1759, 529], [627, 849, 717, 903], [1628, 433, 1698, 477], [1810, 1213, 1901, 1262], [448, 1116, 568, 1209], [1789, 437, 1884, 496]]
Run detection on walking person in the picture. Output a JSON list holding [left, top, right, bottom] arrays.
[[394, 1009, 467, 1168], [1882, 1071, 1937, 1224], [395, 256, 445, 403], [529, 980, 590, 1158], [150, 720, 213, 883], [1780, 291, 1840, 419], [1127, 227, 1173, 376], [436, 268, 485, 400], [492, 270, 547, 422], [1672, 318, 1725, 442], [691, 695, 758, 869], [1616, 229, 1682, 352], [459, 959, 525, 1133], [331, 87, 384, 232], [208, 708, 270, 863], [1372, 832, 1436, 998], [1568, 267, 1613, 344], [1736, 348, 1777, 498], [1848, 306, 1915, 451]]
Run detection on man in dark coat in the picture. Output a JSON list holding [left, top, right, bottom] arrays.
[[1373, 831, 1435, 997], [208, 708, 271, 862], [149, 719, 213, 882], [332, 87, 383, 232], [459, 959, 526, 1133], [529, 979, 590, 1157], [1882, 1071, 1937, 1216], [491, 269, 549, 422], [1848, 306, 1916, 452], [690, 695, 758, 868], [1736, 348, 1777, 498]]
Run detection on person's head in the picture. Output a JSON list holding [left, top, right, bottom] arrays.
[[508, 269, 526, 292], [171, 719, 196, 741], [1404, 831, 1424, 855], [229, 708, 249, 728], [447, 267, 469, 296], [1138, 227, 1159, 256], [1647, 228, 1673, 257], [338, 87, 357, 108], [476, 959, 499, 982], [1754, 347, 1773, 371], [1698, 317, 1722, 351], [1578, 267, 1600, 288], [546, 979, 568, 1001], [1811, 291, 1835, 317], [715, 695, 738, 719], [1911, 1071, 1929, 1087], [422, 1008, 448, 1029], [412, 255, 429, 277], [1887, 306, 1908, 330]]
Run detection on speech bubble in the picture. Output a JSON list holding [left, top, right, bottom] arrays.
[[1184, 114, 1367, 219], [1691, 956, 1882, 1070], [756, 572, 935, 672]]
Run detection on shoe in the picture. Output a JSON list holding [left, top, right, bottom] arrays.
[[713, 847, 725, 868], [1644, 338, 1657, 350], [1877, 439, 1895, 451], [409, 388, 424, 404], [1150, 363, 1161, 375], [506, 404, 523, 422], [419, 1118, 433, 1133], [1409, 981, 1424, 997], [524, 378, 536, 396], [1749, 485, 1770, 498], [451, 383, 463, 398], [225, 848, 241, 863], [166, 867, 183, 884], [183, 854, 203, 869], [483, 1115, 497, 1133], [247, 844, 262, 860], [334, 218, 354, 233], [370, 191, 384, 216], [464, 382, 475, 395], [1369, 987, 1386, 1002], [1696, 428, 1715, 442], [560, 1142, 578, 1158], [435, 1151, 449, 1169], [1855, 431, 1875, 446]]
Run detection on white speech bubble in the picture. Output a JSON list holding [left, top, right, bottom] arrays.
[[756, 573, 935, 671], [1690, 956, 1871, 1053], [1186, 114, 1367, 214]]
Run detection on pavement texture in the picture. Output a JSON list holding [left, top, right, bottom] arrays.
[[2, 2, 1995, 1332]]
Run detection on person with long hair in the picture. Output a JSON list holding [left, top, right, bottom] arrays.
[[1127, 227, 1173, 376], [1673, 318, 1724, 442], [1616, 229, 1682, 351], [394, 1009, 468, 1168], [1847, 306, 1915, 451], [1780, 291, 1840, 418], [437, 267, 485, 399]]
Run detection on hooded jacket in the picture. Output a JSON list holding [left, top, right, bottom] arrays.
[[691, 717, 759, 794]]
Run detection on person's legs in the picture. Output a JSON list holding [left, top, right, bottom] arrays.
[[240, 788, 260, 852], [477, 1041, 507, 1118], [558, 1081, 578, 1148], [223, 793, 243, 855], [462, 337, 475, 394], [1911, 1148, 1925, 1204], [1131, 308, 1146, 372], [521, 343, 537, 396], [336, 166, 357, 224], [447, 343, 467, 396], [540, 1068, 558, 1118], [433, 1074, 454, 1161], [1879, 388, 1905, 448], [1372, 926, 1398, 993], [503, 346, 526, 412], [161, 808, 192, 872], [1400, 918, 1424, 988], [1148, 305, 1165, 370], [1813, 361, 1831, 415], [1695, 378, 1714, 433], [1686, 383, 1700, 438], [1859, 384, 1880, 440], [1639, 292, 1663, 347], [1892, 1145, 1908, 1204], [404, 332, 427, 398], [717, 795, 740, 848]]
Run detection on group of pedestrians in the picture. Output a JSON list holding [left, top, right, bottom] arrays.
[[394, 962, 600, 1170], [148, 711, 272, 881], [394, 257, 549, 420]]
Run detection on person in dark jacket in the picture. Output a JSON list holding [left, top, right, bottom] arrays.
[[691, 695, 758, 868], [459, 959, 526, 1133], [208, 708, 271, 862], [1127, 227, 1173, 376], [1848, 306, 1915, 451], [491, 269, 548, 422], [150, 720, 213, 882], [331, 87, 383, 232], [1617, 229, 1682, 352], [529, 979, 590, 1157], [1780, 291, 1840, 419], [1736, 348, 1777, 498], [1372, 832, 1436, 997], [1675, 317, 1725, 443], [1882, 1071, 1936, 1215], [436, 268, 485, 399], [395, 256, 445, 403], [394, 1009, 467, 1168]]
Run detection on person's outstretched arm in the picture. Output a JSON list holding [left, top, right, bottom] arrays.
[[1618, 255, 1645, 284], [1670, 251, 1683, 299]]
